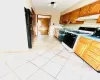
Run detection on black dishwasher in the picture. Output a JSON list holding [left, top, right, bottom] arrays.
[[63, 32, 77, 48]]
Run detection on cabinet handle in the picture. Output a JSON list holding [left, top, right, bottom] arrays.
[[88, 57, 95, 62], [94, 48, 99, 51]]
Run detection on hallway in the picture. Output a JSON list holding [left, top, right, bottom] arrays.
[[0, 35, 100, 80]]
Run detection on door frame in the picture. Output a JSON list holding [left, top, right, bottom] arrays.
[[37, 14, 51, 36]]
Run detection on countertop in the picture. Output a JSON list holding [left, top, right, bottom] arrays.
[[81, 35, 100, 42], [59, 28, 100, 42]]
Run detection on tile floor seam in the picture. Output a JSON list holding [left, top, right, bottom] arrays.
[[25, 61, 41, 80], [41, 48, 65, 61], [29, 54, 42, 61], [36, 46, 60, 56], [27, 61, 56, 80], [35, 48, 54, 56], [54, 59, 70, 80], [0, 73, 9, 79], [14, 62, 28, 70], [0, 61, 29, 79], [26, 49, 65, 80], [57, 54, 71, 60], [5, 62, 22, 80]]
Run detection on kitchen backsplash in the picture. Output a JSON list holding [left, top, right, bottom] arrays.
[[63, 21, 100, 30]]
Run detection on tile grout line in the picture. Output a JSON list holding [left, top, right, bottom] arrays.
[[36, 45, 60, 56], [26, 49, 64, 80], [54, 56, 71, 80], [39, 48, 64, 60], [27, 61, 55, 80], [5, 62, 22, 80], [0, 73, 9, 79]]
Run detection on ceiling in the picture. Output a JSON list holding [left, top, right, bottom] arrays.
[[32, 0, 81, 12]]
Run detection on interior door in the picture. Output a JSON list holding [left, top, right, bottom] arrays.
[[38, 18, 50, 35]]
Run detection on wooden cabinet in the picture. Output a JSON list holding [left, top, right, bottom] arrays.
[[74, 36, 92, 57], [97, 65, 100, 71], [82, 40, 100, 71], [74, 36, 100, 71], [59, 1, 100, 24], [89, 1, 100, 15], [83, 54, 100, 69], [97, 16, 100, 23], [79, 5, 90, 17], [59, 15, 64, 24], [69, 9, 80, 23], [59, 13, 70, 24], [64, 13, 70, 24], [54, 28, 60, 38]]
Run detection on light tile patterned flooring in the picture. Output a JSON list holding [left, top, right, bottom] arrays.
[[0, 35, 100, 80]]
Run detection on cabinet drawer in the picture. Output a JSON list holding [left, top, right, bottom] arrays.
[[79, 37, 92, 43], [91, 41, 100, 49], [89, 46, 100, 56], [83, 54, 100, 69], [85, 50, 100, 62]]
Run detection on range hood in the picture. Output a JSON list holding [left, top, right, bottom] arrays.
[[76, 14, 100, 21]]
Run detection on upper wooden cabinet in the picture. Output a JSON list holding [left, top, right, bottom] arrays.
[[69, 9, 80, 23], [97, 16, 100, 23], [64, 13, 70, 23], [59, 15, 64, 24], [59, 1, 100, 24], [79, 5, 90, 17], [89, 1, 100, 15], [59, 13, 70, 24]]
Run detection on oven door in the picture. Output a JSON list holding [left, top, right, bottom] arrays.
[[63, 33, 77, 48]]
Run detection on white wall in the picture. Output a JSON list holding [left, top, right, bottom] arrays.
[[34, 8, 60, 35], [0, 0, 31, 51], [35, 8, 60, 24]]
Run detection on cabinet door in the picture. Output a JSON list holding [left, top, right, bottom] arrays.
[[83, 54, 99, 70], [64, 13, 70, 24], [69, 9, 80, 23], [54, 28, 59, 38], [74, 36, 92, 56], [59, 15, 64, 24], [89, 1, 100, 15], [79, 5, 90, 17], [60, 13, 70, 24], [97, 65, 100, 71]]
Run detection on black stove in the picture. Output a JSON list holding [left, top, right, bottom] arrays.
[[71, 31, 89, 34], [92, 27, 100, 38]]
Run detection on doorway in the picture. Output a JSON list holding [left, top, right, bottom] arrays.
[[37, 15, 51, 36]]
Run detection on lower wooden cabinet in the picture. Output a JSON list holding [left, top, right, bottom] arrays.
[[54, 28, 60, 38], [83, 54, 100, 69], [74, 36, 92, 57], [74, 36, 100, 72], [97, 65, 100, 71]]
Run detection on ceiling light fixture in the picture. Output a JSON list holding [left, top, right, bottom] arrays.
[[48, 2, 57, 8]]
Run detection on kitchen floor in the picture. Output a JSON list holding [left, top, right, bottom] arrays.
[[0, 35, 100, 80]]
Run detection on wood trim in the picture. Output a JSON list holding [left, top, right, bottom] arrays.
[[37, 14, 52, 36]]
